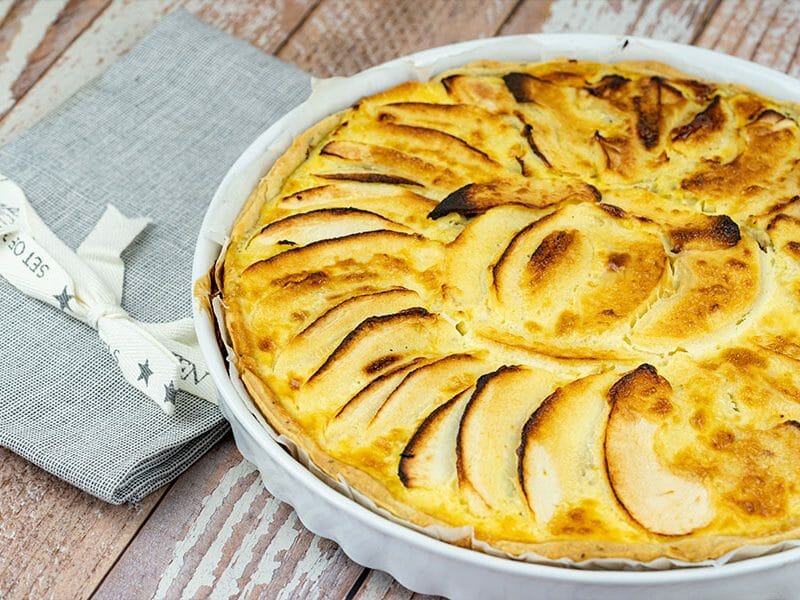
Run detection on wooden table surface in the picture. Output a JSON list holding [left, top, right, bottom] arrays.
[[1, 0, 799, 598]]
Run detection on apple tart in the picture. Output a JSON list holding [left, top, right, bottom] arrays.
[[219, 59, 800, 562]]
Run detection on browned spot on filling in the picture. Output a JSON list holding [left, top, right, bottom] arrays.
[[598, 203, 627, 218], [690, 409, 706, 430], [711, 429, 736, 450], [522, 123, 552, 167], [677, 79, 716, 101], [528, 230, 577, 285], [607, 252, 630, 271], [555, 310, 578, 335], [289, 377, 301, 390], [786, 241, 800, 258], [726, 258, 748, 270], [670, 215, 740, 251], [258, 338, 275, 352], [729, 474, 787, 518], [316, 172, 423, 186], [364, 354, 400, 374], [650, 397, 673, 415], [722, 347, 767, 369], [633, 77, 662, 150], [549, 504, 609, 536], [502, 72, 538, 102], [275, 271, 328, 289], [593, 131, 629, 171], [585, 74, 630, 98], [671, 96, 724, 142]]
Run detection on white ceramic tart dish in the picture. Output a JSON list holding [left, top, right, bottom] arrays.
[[193, 35, 800, 599]]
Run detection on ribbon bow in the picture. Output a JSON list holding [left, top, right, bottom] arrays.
[[0, 174, 216, 414]]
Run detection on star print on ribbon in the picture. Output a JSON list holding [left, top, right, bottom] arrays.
[[0, 174, 217, 414]]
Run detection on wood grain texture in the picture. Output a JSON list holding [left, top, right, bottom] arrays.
[[0, 0, 68, 116], [94, 437, 364, 600], [500, 0, 713, 42], [696, 0, 800, 75], [351, 570, 441, 600], [0, 0, 316, 144], [8, 0, 110, 110], [0, 0, 16, 27], [0, 448, 165, 600], [276, 0, 520, 76]]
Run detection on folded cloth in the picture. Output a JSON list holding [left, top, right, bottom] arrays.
[[0, 9, 311, 503]]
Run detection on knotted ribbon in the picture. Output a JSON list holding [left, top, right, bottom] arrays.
[[0, 174, 216, 414]]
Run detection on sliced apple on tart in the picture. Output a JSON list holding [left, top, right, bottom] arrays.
[[398, 387, 473, 489], [605, 364, 714, 536], [517, 370, 637, 535], [295, 308, 464, 418], [487, 202, 667, 358], [456, 365, 558, 514]]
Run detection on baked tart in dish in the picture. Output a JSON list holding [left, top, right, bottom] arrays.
[[219, 59, 800, 562]]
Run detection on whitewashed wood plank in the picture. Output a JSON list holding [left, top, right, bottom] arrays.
[[352, 569, 441, 600], [0, 0, 315, 145], [0, 0, 15, 26], [696, 0, 800, 75], [751, 1, 799, 73], [0, 0, 68, 117], [9, 0, 112, 107], [0, 0, 176, 144], [277, 0, 519, 77], [0, 448, 165, 600], [94, 438, 364, 600], [182, 0, 314, 51], [501, 0, 711, 43]]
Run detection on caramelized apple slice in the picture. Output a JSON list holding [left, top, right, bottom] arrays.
[[680, 112, 800, 218], [368, 353, 489, 437], [326, 353, 486, 451], [399, 387, 472, 488], [372, 102, 527, 171], [631, 222, 763, 353], [428, 177, 598, 219], [242, 230, 442, 292], [443, 204, 543, 313], [605, 365, 714, 535], [247, 208, 410, 256], [236, 230, 444, 359], [353, 121, 506, 185], [316, 140, 464, 191], [748, 214, 800, 360], [296, 308, 463, 417], [325, 358, 429, 445], [272, 288, 421, 382], [457, 365, 557, 513], [278, 183, 436, 217], [488, 202, 667, 357], [518, 371, 634, 532]]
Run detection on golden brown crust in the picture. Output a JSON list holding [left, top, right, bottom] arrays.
[[219, 59, 800, 563]]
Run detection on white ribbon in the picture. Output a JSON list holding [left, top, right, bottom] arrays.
[[0, 174, 217, 415]]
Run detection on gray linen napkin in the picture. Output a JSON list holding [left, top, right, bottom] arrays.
[[0, 9, 311, 503]]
